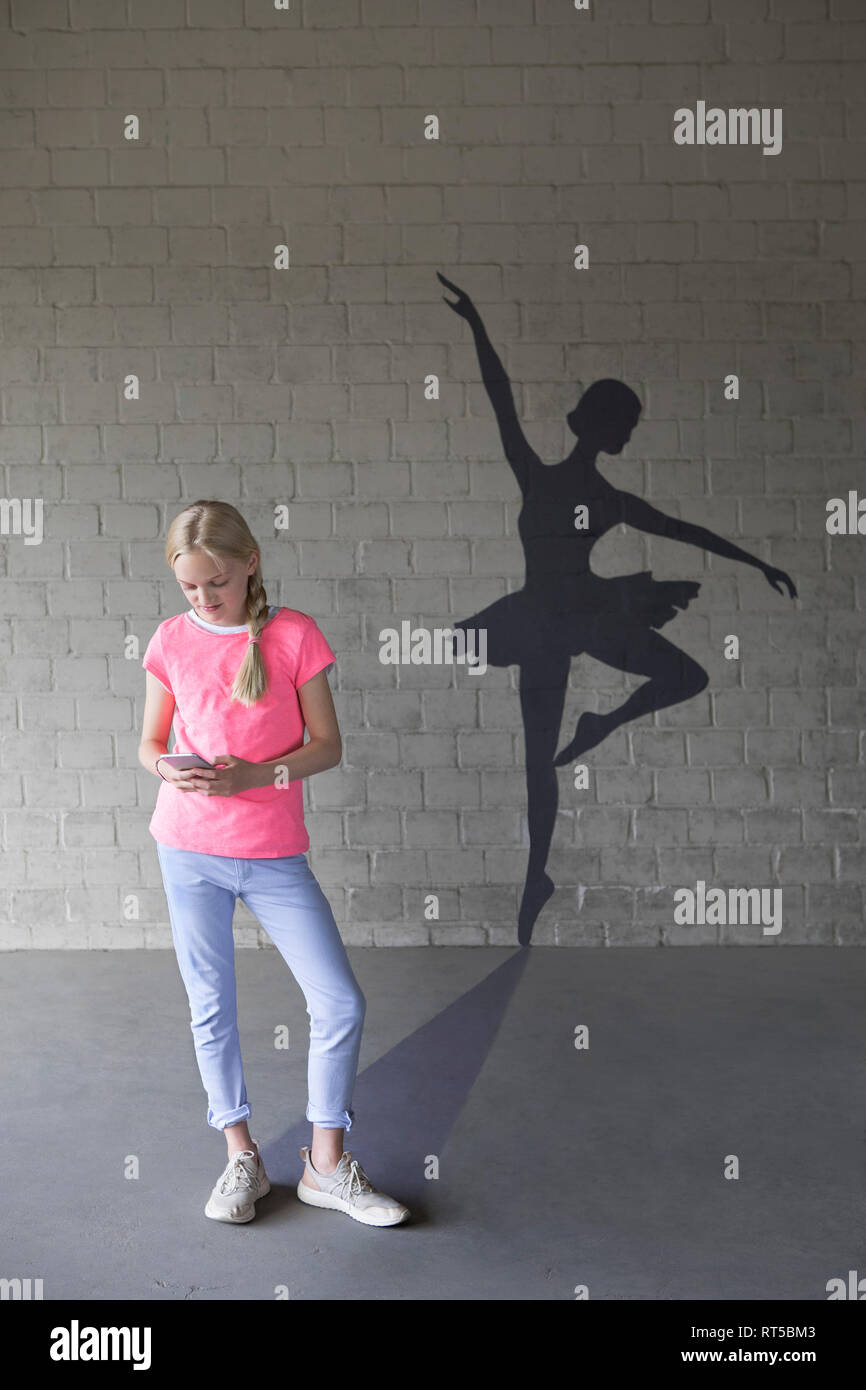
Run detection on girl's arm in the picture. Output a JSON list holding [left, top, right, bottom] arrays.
[[138, 671, 175, 776], [437, 272, 540, 496], [259, 667, 342, 787]]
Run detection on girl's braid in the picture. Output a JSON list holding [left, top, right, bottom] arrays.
[[246, 568, 269, 636]]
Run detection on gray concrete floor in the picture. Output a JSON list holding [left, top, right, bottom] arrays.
[[2, 945, 864, 1300]]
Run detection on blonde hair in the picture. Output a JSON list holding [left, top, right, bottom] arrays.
[[165, 500, 270, 706]]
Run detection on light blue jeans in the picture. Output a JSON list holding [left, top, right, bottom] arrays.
[[156, 842, 365, 1133]]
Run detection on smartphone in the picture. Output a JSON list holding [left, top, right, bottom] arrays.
[[158, 753, 215, 770]]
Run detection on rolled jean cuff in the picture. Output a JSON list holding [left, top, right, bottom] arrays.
[[210, 1103, 251, 1131], [306, 1103, 355, 1132]]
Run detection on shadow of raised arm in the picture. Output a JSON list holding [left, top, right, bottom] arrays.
[[437, 271, 540, 497]]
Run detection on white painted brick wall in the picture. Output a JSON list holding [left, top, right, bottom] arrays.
[[0, 0, 864, 946]]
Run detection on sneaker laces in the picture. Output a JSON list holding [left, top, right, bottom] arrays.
[[332, 1157, 374, 1202], [219, 1152, 257, 1196]]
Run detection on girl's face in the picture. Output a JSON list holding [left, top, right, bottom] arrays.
[[173, 549, 258, 626]]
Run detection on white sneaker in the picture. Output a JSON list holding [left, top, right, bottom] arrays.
[[205, 1145, 271, 1224], [296, 1145, 409, 1227]]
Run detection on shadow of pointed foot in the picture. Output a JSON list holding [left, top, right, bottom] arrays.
[[518, 872, 555, 945]]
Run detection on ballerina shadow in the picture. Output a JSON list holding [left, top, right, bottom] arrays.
[[437, 272, 797, 947]]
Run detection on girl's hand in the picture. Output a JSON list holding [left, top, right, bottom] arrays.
[[157, 761, 212, 795], [187, 754, 259, 797], [763, 565, 797, 599], [437, 271, 476, 319]]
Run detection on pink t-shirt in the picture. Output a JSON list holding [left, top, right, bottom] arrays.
[[142, 606, 336, 858]]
